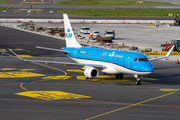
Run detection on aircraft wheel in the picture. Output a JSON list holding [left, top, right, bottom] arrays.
[[115, 74, 120, 79], [85, 77, 89, 79], [120, 74, 123, 79], [136, 80, 141, 85]]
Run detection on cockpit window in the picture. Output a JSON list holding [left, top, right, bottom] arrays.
[[139, 58, 148, 61], [134, 58, 138, 61], [134, 58, 148, 62]]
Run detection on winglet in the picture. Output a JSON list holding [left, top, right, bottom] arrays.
[[166, 45, 174, 57], [149, 45, 174, 61], [7, 48, 25, 61]]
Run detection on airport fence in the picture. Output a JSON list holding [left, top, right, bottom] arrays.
[[0, 18, 174, 24]]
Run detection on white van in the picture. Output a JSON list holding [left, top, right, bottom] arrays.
[[80, 27, 90, 34], [105, 30, 115, 39]]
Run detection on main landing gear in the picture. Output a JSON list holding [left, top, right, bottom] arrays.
[[134, 74, 142, 85], [115, 74, 123, 79]]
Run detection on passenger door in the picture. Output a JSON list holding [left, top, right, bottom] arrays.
[[126, 57, 130, 68]]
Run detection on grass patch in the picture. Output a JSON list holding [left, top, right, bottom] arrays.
[[0, 0, 11, 4], [59, 9, 180, 17], [0, 7, 6, 11], [55, 0, 178, 6]]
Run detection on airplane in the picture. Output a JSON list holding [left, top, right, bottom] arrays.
[[9, 14, 174, 85]]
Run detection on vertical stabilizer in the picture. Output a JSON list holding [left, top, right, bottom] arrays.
[[63, 14, 82, 47]]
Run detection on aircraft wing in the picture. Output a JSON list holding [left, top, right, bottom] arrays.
[[149, 45, 174, 61], [8, 48, 104, 68], [36, 46, 69, 53], [25, 59, 104, 68]]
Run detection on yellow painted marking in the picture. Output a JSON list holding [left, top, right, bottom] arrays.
[[0, 49, 8, 53], [19, 69, 37, 71], [0, 68, 18, 71], [160, 88, 179, 91], [41, 75, 72, 80], [0, 49, 28, 53], [66, 69, 83, 73], [0, 71, 46, 78], [86, 92, 176, 120], [15, 91, 91, 101], [18, 9, 43, 11], [31, 62, 67, 76], [21, 2, 45, 4], [18, 55, 33, 57], [77, 75, 157, 82], [147, 24, 156, 27]]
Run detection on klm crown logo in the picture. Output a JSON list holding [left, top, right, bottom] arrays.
[[67, 28, 71, 32], [66, 28, 72, 38]]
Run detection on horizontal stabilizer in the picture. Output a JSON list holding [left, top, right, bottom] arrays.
[[36, 46, 69, 53]]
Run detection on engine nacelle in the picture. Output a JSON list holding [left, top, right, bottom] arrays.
[[84, 67, 99, 79]]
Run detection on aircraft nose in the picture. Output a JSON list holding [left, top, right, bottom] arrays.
[[144, 63, 154, 72]]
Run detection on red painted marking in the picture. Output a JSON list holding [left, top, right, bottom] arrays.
[[93, 21, 96, 23], [17, 20, 21, 22]]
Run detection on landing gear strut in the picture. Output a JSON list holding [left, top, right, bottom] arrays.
[[134, 74, 142, 85], [115, 74, 123, 79]]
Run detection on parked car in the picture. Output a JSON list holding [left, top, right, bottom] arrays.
[[80, 27, 90, 34]]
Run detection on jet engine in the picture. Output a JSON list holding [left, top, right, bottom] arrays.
[[84, 67, 99, 79]]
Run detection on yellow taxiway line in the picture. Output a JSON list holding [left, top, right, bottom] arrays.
[[85, 91, 176, 120]]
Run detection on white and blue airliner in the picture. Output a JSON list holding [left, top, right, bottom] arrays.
[[10, 14, 174, 85]]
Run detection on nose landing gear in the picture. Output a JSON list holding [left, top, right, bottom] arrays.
[[134, 74, 142, 85]]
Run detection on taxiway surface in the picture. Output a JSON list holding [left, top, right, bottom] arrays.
[[0, 25, 180, 120]]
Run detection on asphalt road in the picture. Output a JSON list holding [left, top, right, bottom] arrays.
[[0, 25, 180, 120], [0, 0, 178, 19]]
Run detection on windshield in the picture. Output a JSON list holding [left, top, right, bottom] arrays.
[[134, 58, 148, 62], [94, 32, 99, 34], [106, 32, 113, 34], [84, 28, 90, 30]]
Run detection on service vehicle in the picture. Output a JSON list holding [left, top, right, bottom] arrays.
[[90, 31, 101, 40], [163, 40, 180, 52], [105, 30, 115, 39]]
